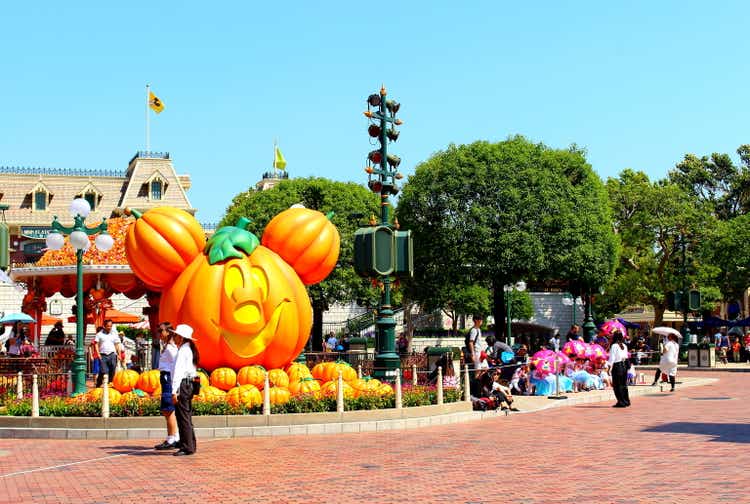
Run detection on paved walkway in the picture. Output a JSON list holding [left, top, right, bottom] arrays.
[[0, 371, 747, 503]]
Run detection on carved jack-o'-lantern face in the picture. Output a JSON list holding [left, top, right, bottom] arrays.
[[160, 245, 311, 371]]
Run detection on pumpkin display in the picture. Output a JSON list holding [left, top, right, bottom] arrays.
[[124, 207, 207, 289], [210, 367, 237, 391], [135, 370, 161, 394], [268, 386, 291, 405], [261, 207, 340, 285], [237, 365, 266, 389], [124, 207, 340, 372], [268, 368, 289, 388], [286, 362, 312, 383], [87, 387, 122, 404], [225, 384, 262, 408], [320, 380, 355, 399], [111, 370, 140, 393], [350, 377, 382, 397], [288, 376, 321, 397]]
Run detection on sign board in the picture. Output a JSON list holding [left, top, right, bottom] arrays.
[[20, 226, 53, 240]]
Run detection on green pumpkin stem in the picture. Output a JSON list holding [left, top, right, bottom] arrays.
[[204, 218, 260, 265], [124, 207, 142, 219], [325, 211, 335, 220]]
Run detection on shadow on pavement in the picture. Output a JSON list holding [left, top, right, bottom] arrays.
[[643, 422, 750, 443]]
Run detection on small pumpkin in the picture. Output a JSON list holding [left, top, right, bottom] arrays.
[[124, 206, 207, 289], [320, 380, 355, 399], [87, 387, 122, 404], [376, 383, 394, 396], [268, 386, 291, 405], [198, 370, 210, 389], [136, 370, 161, 394], [151, 385, 162, 398], [121, 390, 147, 402], [226, 384, 262, 407], [286, 362, 312, 383], [311, 361, 335, 382], [210, 367, 237, 391], [237, 365, 266, 389], [261, 207, 340, 285], [198, 385, 227, 401], [350, 377, 382, 397], [268, 368, 289, 388], [112, 370, 140, 393], [288, 376, 321, 397]]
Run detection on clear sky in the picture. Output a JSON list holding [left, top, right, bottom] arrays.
[[2, 1, 748, 223]]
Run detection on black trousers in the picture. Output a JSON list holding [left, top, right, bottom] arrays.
[[175, 378, 196, 453], [612, 361, 630, 406], [96, 353, 118, 387]]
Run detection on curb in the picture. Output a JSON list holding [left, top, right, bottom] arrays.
[[638, 365, 750, 373]]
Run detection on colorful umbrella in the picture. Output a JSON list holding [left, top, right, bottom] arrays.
[[563, 339, 587, 359], [600, 319, 626, 336]]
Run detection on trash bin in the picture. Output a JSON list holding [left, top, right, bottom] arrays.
[[427, 347, 459, 376], [698, 344, 716, 367], [348, 337, 369, 352], [687, 343, 699, 367]]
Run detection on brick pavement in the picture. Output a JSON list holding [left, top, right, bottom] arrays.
[[0, 371, 747, 504]]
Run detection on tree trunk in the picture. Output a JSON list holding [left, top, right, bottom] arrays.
[[653, 304, 665, 328], [403, 301, 415, 352], [492, 277, 506, 343], [311, 299, 326, 351]]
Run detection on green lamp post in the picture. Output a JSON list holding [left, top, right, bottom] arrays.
[[354, 85, 413, 381], [45, 198, 113, 395], [582, 288, 597, 343], [504, 281, 526, 345]]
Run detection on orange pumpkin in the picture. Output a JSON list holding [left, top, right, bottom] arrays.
[[311, 361, 335, 382], [198, 371, 210, 389], [237, 365, 266, 389], [286, 362, 312, 382], [87, 387, 122, 404], [268, 386, 291, 405], [111, 370, 140, 393], [312, 361, 357, 382], [124, 206, 207, 289], [261, 207, 340, 285], [320, 380, 355, 399], [121, 390, 148, 402], [350, 377, 382, 397], [376, 383, 394, 396], [268, 368, 289, 388], [226, 384, 262, 407], [151, 385, 162, 398], [136, 370, 161, 394], [210, 367, 237, 391], [288, 376, 321, 397], [160, 244, 312, 371], [198, 385, 227, 401]]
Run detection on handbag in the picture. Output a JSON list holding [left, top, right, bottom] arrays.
[[191, 376, 201, 396]]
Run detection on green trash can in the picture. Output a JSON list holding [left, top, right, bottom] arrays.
[[687, 343, 699, 367]]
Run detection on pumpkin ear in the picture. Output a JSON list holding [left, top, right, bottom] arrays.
[[205, 219, 260, 265]]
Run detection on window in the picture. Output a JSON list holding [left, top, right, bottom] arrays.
[[34, 191, 47, 211], [150, 180, 163, 200], [84, 192, 96, 211]]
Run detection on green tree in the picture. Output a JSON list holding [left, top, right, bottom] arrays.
[[704, 213, 750, 302], [221, 177, 379, 350], [397, 136, 617, 340], [599, 169, 719, 324]]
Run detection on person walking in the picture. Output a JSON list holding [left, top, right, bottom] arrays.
[[466, 315, 488, 370], [653, 333, 679, 391], [154, 322, 179, 450], [170, 324, 199, 456], [608, 331, 631, 407], [93, 320, 123, 387]]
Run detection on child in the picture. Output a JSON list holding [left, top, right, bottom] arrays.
[[509, 365, 528, 395], [599, 361, 613, 388], [491, 371, 519, 411], [626, 361, 636, 386]]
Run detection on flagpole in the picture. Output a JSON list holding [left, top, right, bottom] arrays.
[[145, 84, 150, 153]]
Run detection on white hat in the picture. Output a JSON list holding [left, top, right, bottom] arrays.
[[170, 324, 195, 340]]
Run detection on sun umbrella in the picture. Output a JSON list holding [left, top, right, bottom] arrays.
[[0, 312, 35, 324], [599, 319, 627, 336], [652, 326, 683, 341], [727, 326, 744, 337]]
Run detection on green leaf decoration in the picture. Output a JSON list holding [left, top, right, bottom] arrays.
[[204, 217, 259, 265]]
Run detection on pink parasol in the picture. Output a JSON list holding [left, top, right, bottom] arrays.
[[589, 343, 607, 361], [530, 349, 555, 368], [600, 319, 626, 336]]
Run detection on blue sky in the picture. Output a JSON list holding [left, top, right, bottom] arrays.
[[1, 1, 748, 223]]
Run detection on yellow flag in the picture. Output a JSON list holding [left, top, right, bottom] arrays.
[[149, 91, 165, 114], [274, 146, 287, 170]]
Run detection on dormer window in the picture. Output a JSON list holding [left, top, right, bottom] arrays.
[[84, 192, 97, 211], [76, 182, 103, 212], [34, 190, 48, 211], [150, 180, 163, 200]]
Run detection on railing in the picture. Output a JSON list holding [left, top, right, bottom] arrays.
[[129, 151, 171, 164], [0, 166, 124, 177], [261, 171, 289, 180], [201, 222, 219, 231]]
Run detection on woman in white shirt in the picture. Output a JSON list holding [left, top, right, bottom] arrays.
[[654, 333, 679, 392], [607, 331, 631, 408], [154, 322, 180, 451], [170, 324, 199, 456]]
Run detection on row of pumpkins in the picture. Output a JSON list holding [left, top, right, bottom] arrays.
[[82, 361, 394, 408]]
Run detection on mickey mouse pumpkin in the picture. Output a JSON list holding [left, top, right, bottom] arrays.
[[124, 206, 339, 371]]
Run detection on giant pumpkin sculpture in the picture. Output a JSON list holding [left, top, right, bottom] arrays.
[[124, 206, 340, 371]]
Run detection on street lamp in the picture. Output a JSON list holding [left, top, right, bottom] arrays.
[[45, 198, 113, 395], [561, 293, 583, 328], [504, 281, 526, 345]]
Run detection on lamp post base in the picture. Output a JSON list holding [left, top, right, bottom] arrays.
[[372, 352, 401, 381], [71, 357, 88, 396]]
